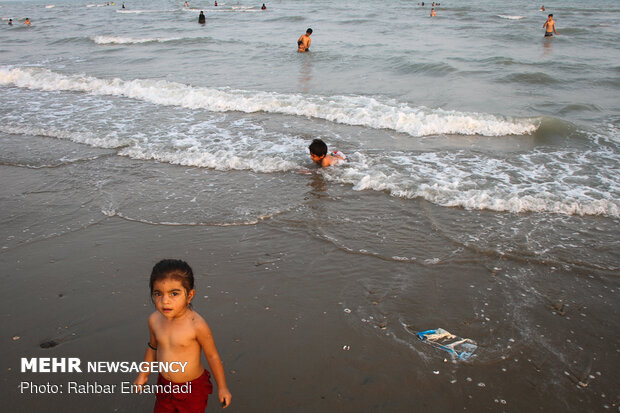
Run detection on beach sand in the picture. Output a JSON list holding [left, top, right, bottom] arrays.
[[2, 190, 618, 411]]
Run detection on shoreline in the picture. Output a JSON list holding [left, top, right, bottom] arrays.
[[2, 215, 618, 412]]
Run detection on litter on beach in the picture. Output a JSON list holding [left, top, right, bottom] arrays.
[[415, 328, 478, 361]]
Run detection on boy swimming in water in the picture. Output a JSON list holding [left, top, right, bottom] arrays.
[[308, 138, 347, 167], [134, 259, 232, 411]]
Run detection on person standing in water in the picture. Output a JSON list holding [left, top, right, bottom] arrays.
[[24, 18, 31, 26], [198, 11, 205, 24], [297, 28, 312, 53], [543, 14, 558, 37]]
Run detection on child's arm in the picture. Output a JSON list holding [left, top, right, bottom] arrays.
[[133, 315, 157, 390], [196, 320, 232, 408]]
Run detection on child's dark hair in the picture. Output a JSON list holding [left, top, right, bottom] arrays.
[[150, 259, 195, 295], [309, 138, 327, 157], [306, 28, 313, 34]]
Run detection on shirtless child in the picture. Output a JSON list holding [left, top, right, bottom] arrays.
[[308, 138, 346, 167], [543, 14, 558, 37], [134, 259, 231, 412], [297, 28, 312, 53]]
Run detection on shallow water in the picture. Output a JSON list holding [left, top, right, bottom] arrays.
[[1, 0, 619, 219]]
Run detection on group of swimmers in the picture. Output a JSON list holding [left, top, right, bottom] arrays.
[[194, 2, 267, 24], [418, 3, 440, 17], [7, 17, 30, 26]]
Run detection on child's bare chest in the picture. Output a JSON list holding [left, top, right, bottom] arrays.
[[155, 321, 197, 350]]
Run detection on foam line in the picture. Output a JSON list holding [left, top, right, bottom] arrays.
[[0, 67, 538, 137]]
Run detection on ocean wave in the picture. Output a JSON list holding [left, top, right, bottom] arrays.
[[390, 59, 457, 76], [230, 5, 259, 11], [183, 6, 259, 13], [324, 150, 620, 217], [101, 208, 265, 226], [267, 15, 305, 22], [116, 9, 173, 14], [497, 15, 524, 20], [0, 67, 538, 137], [501, 72, 558, 85], [0, 124, 129, 148], [91, 35, 183, 44], [118, 145, 298, 173], [0, 153, 112, 169]]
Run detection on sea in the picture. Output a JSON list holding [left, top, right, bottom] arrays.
[[1, 0, 619, 410]]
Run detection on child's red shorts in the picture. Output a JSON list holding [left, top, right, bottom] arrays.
[[154, 370, 213, 413]]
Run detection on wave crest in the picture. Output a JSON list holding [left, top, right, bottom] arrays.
[[0, 67, 538, 138], [91, 36, 182, 44]]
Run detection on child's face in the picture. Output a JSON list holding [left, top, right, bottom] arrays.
[[151, 278, 195, 319], [310, 153, 324, 164]]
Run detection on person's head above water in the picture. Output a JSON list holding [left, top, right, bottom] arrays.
[[308, 138, 328, 159], [306, 28, 313, 35]]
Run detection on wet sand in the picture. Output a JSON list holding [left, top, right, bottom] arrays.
[[1, 212, 618, 412]]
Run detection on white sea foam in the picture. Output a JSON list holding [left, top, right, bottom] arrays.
[[230, 6, 259, 11], [323, 151, 620, 217], [3, 67, 616, 217], [497, 15, 524, 20], [116, 9, 171, 14], [0, 125, 129, 148], [0, 67, 538, 138], [119, 145, 298, 173], [92, 35, 182, 44], [101, 208, 263, 226]]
